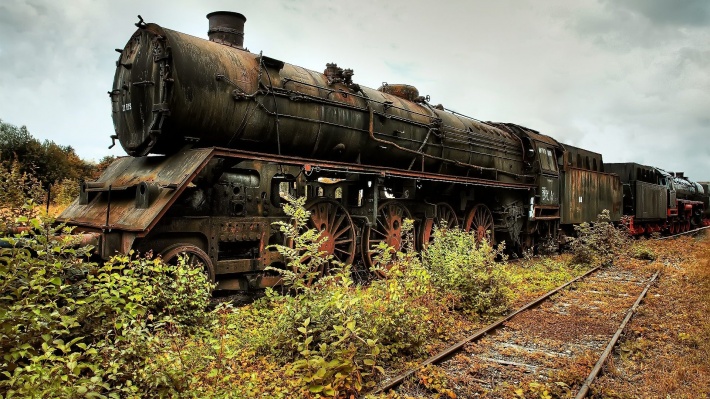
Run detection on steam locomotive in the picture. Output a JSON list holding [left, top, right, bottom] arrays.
[[58, 12, 709, 291]]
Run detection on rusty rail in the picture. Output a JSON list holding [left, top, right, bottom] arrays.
[[574, 271, 660, 399], [656, 224, 710, 240], [374, 264, 602, 393]]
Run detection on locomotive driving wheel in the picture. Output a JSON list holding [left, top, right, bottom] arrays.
[[420, 202, 459, 249], [286, 199, 356, 285], [362, 201, 413, 276], [161, 244, 216, 284], [464, 204, 495, 245], [306, 198, 357, 265]]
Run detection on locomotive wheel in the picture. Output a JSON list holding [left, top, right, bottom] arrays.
[[286, 199, 356, 286], [463, 204, 495, 245], [161, 244, 216, 284], [362, 201, 413, 276], [306, 198, 356, 265], [420, 202, 459, 249]]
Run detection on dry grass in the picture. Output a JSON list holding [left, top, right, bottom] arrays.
[[593, 234, 710, 399]]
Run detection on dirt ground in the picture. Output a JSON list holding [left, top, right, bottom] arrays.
[[591, 234, 710, 399]]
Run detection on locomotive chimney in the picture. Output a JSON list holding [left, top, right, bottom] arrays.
[[207, 11, 246, 49]]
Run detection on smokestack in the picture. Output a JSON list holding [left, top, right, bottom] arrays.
[[206, 11, 246, 49]]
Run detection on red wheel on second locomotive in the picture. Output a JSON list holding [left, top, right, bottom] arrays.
[[463, 204, 495, 245], [362, 201, 413, 276]]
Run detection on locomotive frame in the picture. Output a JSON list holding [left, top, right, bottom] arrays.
[[61, 144, 557, 291]]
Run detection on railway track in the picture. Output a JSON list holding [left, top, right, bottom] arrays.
[[374, 227, 707, 398], [375, 265, 656, 398]]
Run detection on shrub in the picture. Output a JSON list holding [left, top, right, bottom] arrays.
[[0, 210, 214, 398], [423, 226, 513, 316], [255, 197, 433, 397], [569, 210, 629, 266]]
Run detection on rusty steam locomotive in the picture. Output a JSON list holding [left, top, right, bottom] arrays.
[[58, 12, 709, 291]]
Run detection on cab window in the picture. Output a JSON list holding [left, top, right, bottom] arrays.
[[538, 147, 557, 172]]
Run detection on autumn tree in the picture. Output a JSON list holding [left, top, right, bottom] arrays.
[[0, 119, 111, 206]]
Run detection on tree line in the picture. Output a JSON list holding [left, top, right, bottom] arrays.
[[0, 118, 115, 209]]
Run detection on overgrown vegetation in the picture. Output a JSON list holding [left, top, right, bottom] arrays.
[[0, 197, 518, 398], [568, 209, 630, 267], [0, 217, 213, 397], [2, 186, 667, 398], [423, 226, 512, 316]]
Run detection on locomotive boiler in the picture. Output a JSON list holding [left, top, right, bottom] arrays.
[[58, 12, 643, 291], [111, 12, 524, 178]]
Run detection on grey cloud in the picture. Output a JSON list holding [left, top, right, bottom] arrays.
[[601, 0, 710, 27]]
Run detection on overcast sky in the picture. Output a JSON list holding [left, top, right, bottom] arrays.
[[1, 0, 708, 179]]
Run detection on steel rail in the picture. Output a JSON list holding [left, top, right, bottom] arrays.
[[656, 224, 710, 240], [574, 270, 660, 399], [373, 264, 602, 394]]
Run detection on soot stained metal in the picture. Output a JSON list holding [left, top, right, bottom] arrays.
[[110, 13, 526, 183]]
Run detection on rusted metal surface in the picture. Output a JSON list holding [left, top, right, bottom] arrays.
[[538, 175, 559, 206], [57, 148, 213, 232], [206, 11, 246, 49], [377, 83, 422, 102], [57, 144, 534, 281], [211, 147, 536, 190], [560, 168, 622, 224], [632, 181, 667, 220], [488, 122, 561, 148], [111, 19, 529, 184], [605, 162, 660, 184], [562, 144, 604, 172]]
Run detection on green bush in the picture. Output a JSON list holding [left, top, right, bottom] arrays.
[[0, 211, 214, 398], [250, 197, 433, 397], [569, 210, 629, 266], [423, 226, 513, 317]]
